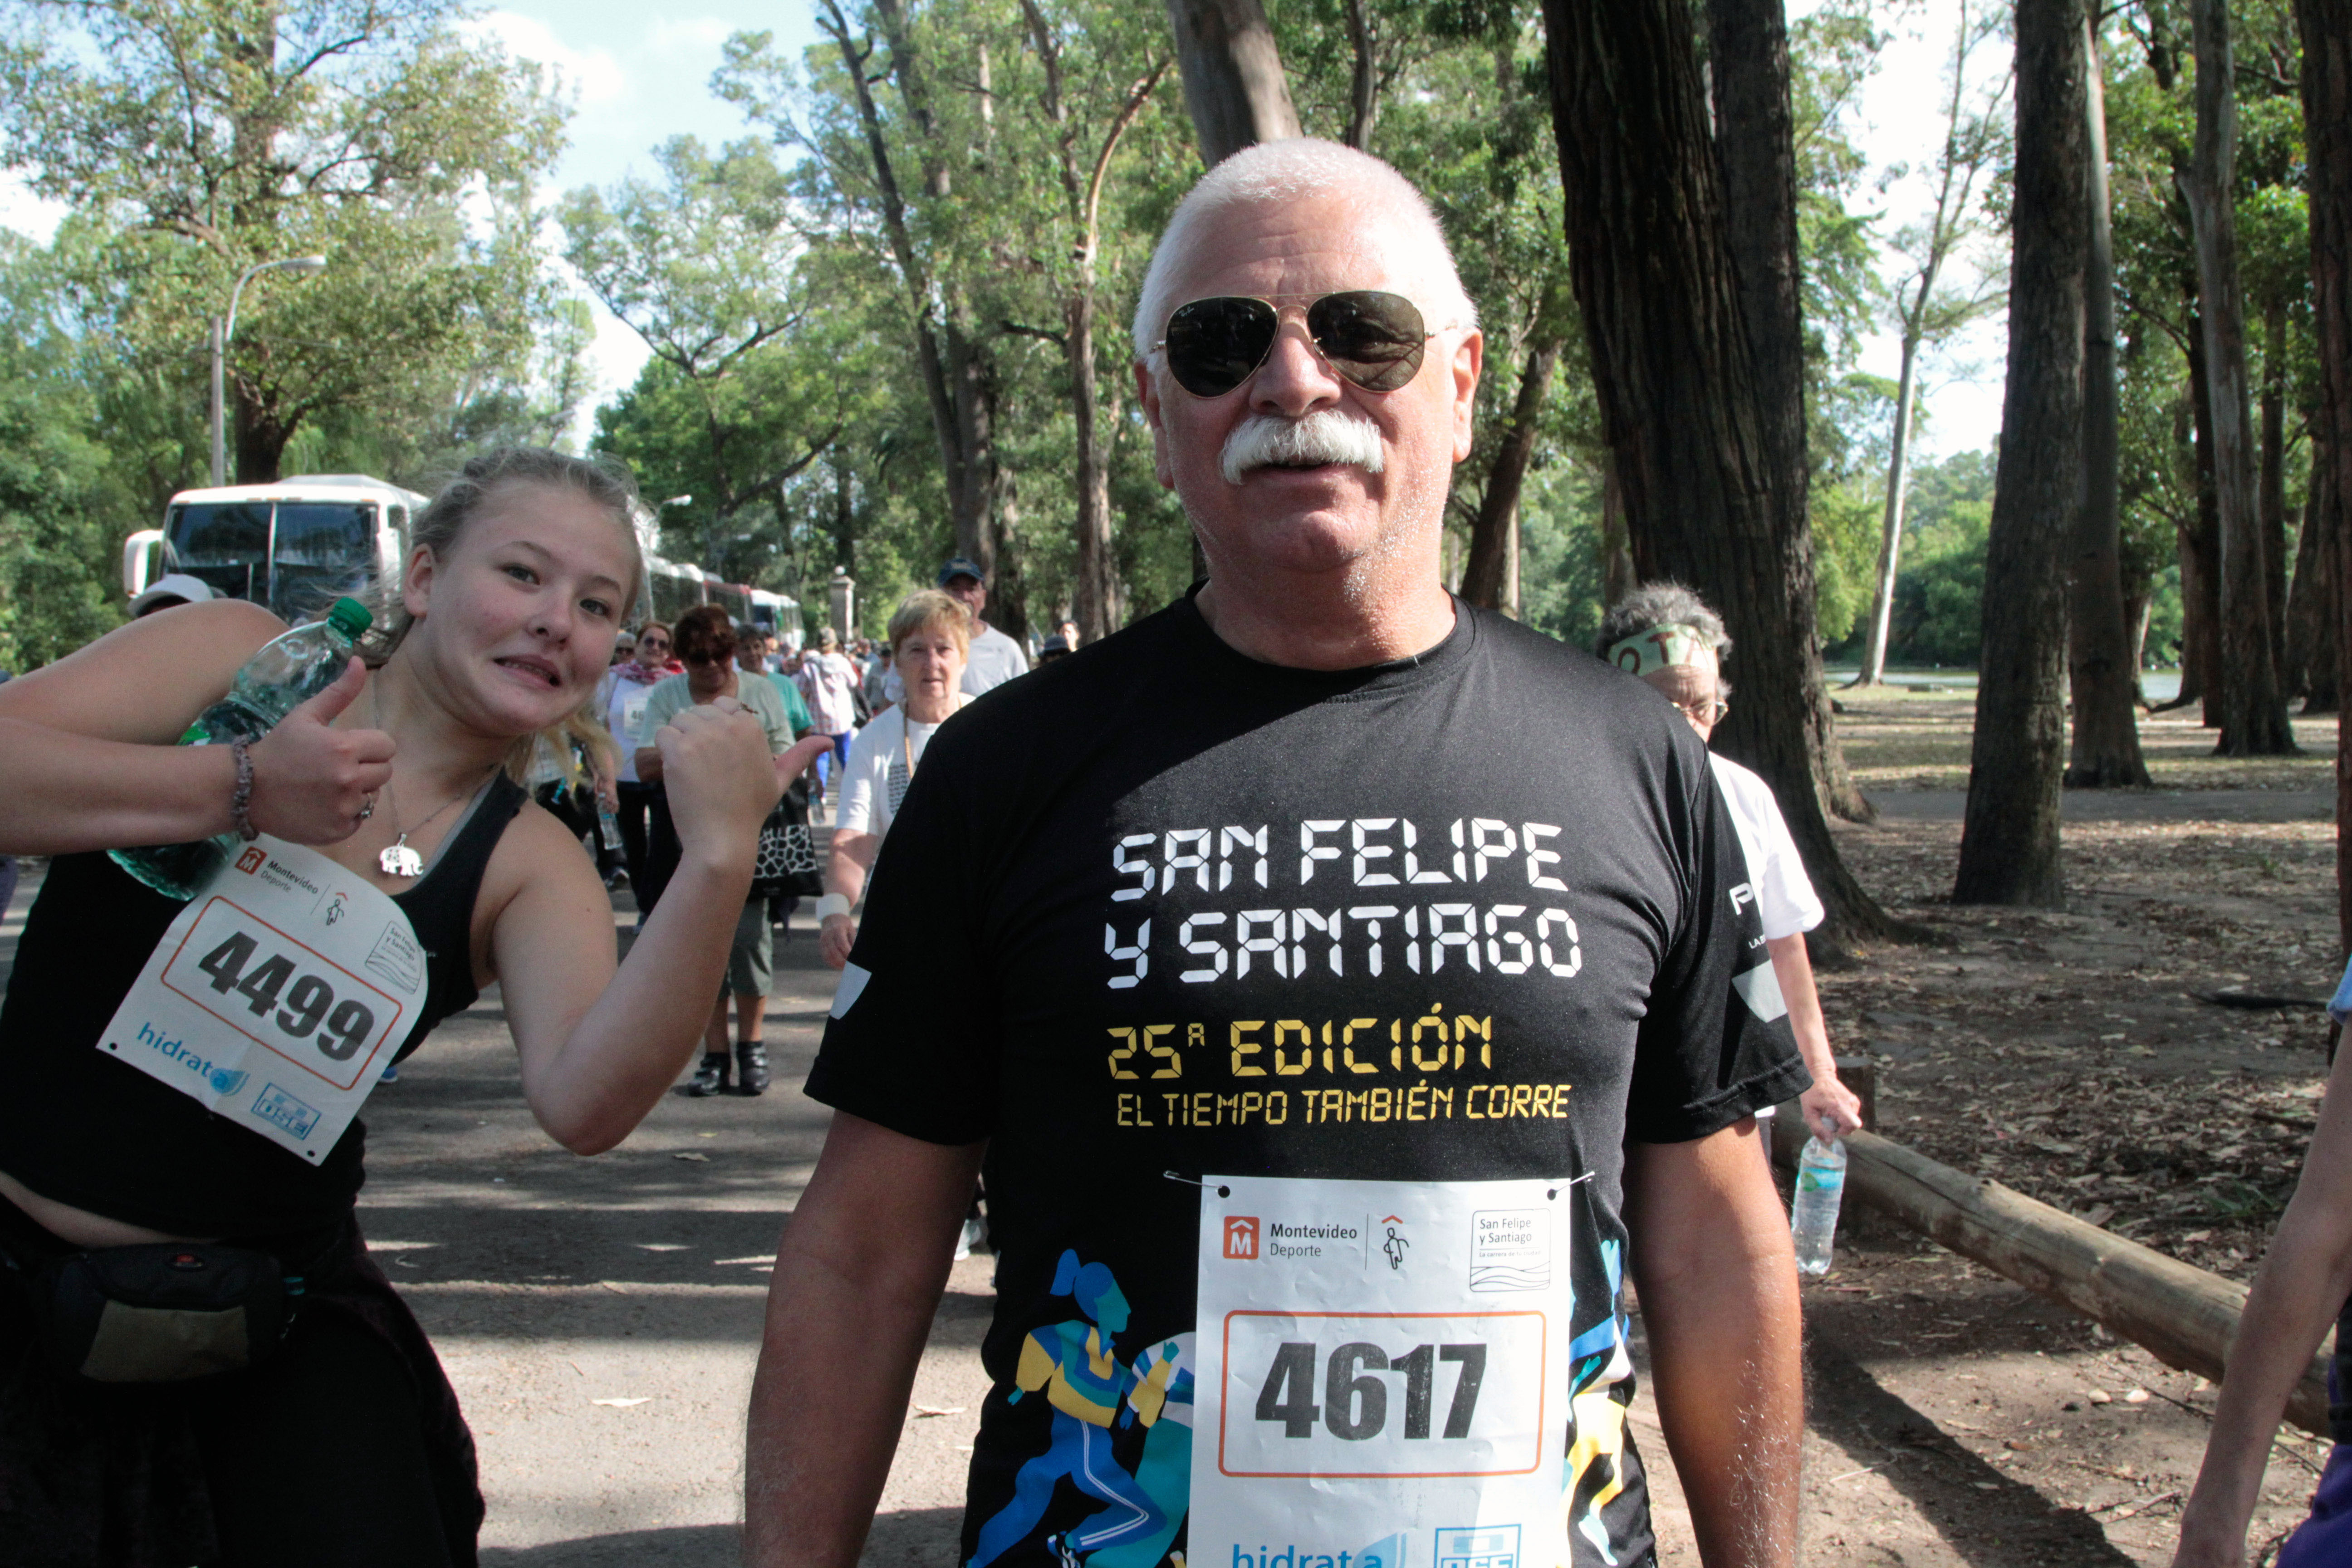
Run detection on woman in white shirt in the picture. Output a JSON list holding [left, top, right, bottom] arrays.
[[818, 591, 970, 970]]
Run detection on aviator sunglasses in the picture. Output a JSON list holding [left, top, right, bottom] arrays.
[[1156, 290, 1435, 398]]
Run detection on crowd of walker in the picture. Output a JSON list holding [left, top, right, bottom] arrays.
[[0, 139, 2341, 1568]]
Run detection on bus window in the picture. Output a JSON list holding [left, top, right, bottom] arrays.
[[167, 502, 272, 604], [710, 583, 751, 627], [273, 503, 377, 622], [651, 571, 701, 623]]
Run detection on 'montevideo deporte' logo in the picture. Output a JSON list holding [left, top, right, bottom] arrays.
[[1224, 1212, 1381, 1264], [236, 846, 266, 875]]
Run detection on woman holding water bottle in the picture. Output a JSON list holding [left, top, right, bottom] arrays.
[[0, 446, 794, 1568]]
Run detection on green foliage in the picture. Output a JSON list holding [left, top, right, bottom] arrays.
[[0, 0, 2327, 681], [0, 235, 122, 670], [1810, 449, 1889, 647], [0, 0, 569, 481], [1883, 447, 1997, 667], [1515, 460, 1605, 651], [564, 135, 864, 587], [689, 0, 1208, 632], [2107, 0, 2314, 603]]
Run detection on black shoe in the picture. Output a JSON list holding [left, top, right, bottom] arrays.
[[735, 1041, 770, 1096], [686, 1052, 730, 1096]]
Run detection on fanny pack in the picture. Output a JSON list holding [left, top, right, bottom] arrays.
[[27, 1242, 298, 1384]]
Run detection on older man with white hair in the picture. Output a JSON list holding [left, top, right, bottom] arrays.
[[745, 139, 1807, 1568]]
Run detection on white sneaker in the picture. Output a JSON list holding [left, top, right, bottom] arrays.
[[954, 1217, 985, 1260]]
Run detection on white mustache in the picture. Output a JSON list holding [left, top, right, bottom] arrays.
[[1219, 410, 1387, 486]]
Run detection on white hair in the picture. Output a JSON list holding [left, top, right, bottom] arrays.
[[1130, 139, 1480, 363]]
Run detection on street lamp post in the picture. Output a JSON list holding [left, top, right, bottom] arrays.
[[210, 255, 329, 488]]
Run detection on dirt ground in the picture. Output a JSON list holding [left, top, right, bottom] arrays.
[[1698, 692, 2342, 1566], [0, 697, 2339, 1566]]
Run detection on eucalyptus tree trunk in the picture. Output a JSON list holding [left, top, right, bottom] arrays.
[[1856, 335, 1922, 688], [2293, 0, 2352, 944], [1460, 340, 1561, 610], [1953, 0, 2087, 907], [2065, 10, 2152, 788], [1541, 0, 1905, 947], [1857, 0, 2000, 694], [1707, 0, 1871, 823], [2179, 315, 2225, 721], [1343, 0, 1378, 149], [2287, 480, 2337, 708], [2185, 0, 2298, 755], [1163, 0, 1300, 165], [2126, 586, 2155, 703], [816, 1, 998, 573], [1161, 0, 1298, 585], [2261, 294, 2292, 686], [1023, 6, 1166, 642]]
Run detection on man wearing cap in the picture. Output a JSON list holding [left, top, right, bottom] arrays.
[[747, 139, 1806, 1568], [938, 557, 1030, 695]]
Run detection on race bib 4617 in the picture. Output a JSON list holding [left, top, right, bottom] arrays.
[[1193, 1175, 1576, 1568]]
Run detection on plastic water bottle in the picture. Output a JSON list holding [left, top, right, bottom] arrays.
[[1791, 1135, 1847, 1276], [111, 597, 373, 898]]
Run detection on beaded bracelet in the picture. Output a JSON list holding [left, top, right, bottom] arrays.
[[229, 740, 259, 842]]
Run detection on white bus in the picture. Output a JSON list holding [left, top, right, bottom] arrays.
[[124, 475, 427, 625], [126, 475, 797, 637]]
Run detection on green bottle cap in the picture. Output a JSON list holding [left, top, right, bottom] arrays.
[[326, 597, 373, 638]]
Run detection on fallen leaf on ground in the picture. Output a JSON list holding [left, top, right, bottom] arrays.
[[673, 1152, 710, 1162], [592, 1397, 650, 1408], [914, 1405, 967, 1417]]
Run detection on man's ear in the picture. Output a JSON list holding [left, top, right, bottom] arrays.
[[1450, 328, 1485, 464], [1136, 359, 1176, 490]]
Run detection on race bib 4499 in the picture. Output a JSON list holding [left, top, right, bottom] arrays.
[[98, 837, 424, 1160]]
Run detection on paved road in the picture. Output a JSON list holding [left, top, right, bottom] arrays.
[[368, 898, 989, 1566]]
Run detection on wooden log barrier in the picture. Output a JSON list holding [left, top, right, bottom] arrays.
[[1770, 1113, 2333, 1436]]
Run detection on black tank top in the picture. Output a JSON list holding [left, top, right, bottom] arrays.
[[0, 775, 527, 1236]]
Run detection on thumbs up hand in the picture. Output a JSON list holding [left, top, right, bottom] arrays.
[[245, 657, 398, 843]]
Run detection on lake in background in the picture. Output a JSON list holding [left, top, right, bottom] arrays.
[[1823, 668, 2185, 705]]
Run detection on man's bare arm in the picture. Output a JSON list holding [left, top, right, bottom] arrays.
[[744, 1112, 985, 1568], [1624, 1119, 1803, 1567]]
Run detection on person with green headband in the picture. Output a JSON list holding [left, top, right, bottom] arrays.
[[1596, 582, 1864, 1145]]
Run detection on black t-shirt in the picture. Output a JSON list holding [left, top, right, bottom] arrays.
[[807, 594, 1805, 1567]]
